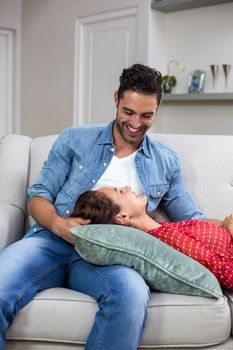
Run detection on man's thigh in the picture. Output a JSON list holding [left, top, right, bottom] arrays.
[[0, 231, 74, 307], [68, 252, 149, 303]]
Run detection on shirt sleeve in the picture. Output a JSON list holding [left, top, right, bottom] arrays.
[[27, 127, 73, 203], [160, 152, 207, 222]]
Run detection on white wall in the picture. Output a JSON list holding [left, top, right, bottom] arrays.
[[3, 1, 232, 137], [21, 0, 150, 137], [0, 0, 22, 133], [149, 3, 233, 135]]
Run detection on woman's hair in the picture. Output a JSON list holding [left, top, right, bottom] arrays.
[[117, 63, 163, 105], [72, 190, 121, 224]]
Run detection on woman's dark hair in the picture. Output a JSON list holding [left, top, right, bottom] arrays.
[[72, 190, 121, 224], [117, 63, 163, 105]]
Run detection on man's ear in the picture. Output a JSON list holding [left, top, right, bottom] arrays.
[[115, 213, 129, 225], [114, 91, 119, 107]]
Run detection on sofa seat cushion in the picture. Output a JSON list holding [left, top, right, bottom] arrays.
[[6, 288, 98, 345], [6, 288, 231, 348], [224, 290, 233, 335], [142, 293, 231, 348]]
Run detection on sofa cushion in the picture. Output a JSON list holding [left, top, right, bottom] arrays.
[[6, 288, 231, 348], [224, 291, 233, 335], [71, 224, 222, 298]]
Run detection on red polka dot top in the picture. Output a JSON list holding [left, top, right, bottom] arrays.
[[147, 220, 233, 290]]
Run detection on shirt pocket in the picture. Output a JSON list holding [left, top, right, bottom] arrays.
[[63, 160, 90, 198], [149, 184, 169, 199]]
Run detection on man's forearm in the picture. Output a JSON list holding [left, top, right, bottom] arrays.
[[28, 196, 90, 245], [28, 196, 62, 234]]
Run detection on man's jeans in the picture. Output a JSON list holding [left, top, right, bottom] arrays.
[[0, 231, 150, 350]]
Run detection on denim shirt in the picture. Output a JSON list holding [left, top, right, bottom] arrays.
[[27, 121, 206, 234]]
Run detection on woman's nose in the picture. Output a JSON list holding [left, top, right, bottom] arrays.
[[122, 186, 131, 193]]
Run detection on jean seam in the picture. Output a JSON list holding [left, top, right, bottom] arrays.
[[68, 249, 78, 269], [6, 261, 67, 322]]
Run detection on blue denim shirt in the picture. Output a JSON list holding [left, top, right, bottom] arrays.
[[27, 121, 206, 233]]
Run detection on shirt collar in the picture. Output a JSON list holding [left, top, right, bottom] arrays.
[[98, 121, 114, 145], [98, 120, 150, 158]]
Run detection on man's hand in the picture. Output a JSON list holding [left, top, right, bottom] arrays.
[[51, 216, 90, 245], [223, 214, 233, 238], [28, 197, 90, 245]]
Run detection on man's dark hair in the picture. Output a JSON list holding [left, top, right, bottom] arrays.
[[72, 190, 121, 224], [117, 63, 163, 105]]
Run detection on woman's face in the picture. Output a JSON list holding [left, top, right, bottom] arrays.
[[97, 186, 147, 218]]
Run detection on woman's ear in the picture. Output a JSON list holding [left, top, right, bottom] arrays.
[[115, 213, 129, 225]]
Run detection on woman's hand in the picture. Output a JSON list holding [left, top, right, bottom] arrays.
[[51, 216, 90, 245], [223, 214, 233, 238]]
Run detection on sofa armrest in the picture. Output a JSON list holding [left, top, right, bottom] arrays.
[[0, 202, 25, 250]]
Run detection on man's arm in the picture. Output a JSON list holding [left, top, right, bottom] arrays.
[[28, 197, 89, 245]]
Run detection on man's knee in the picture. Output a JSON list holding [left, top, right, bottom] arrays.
[[109, 267, 150, 317]]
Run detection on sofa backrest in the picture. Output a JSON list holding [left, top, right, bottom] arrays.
[[28, 135, 58, 188], [0, 134, 32, 212], [152, 133, 233, 220], [2, 132, 232, 227], [27, 132, 233, 222]]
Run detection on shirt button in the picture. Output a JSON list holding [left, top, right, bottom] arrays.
[[79, 165, 83, 169], [92, 179, 96, 184], [157, 192, 160, 196], [33, 228, 37, 232], [66, 210, 70, 214], [111, 147, 114, 152], [103, 162, 107, 167]]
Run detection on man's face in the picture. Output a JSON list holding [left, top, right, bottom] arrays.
[[114, 90, 158, 146]]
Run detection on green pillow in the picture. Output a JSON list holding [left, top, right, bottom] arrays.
[[70, 224, 222, 298]]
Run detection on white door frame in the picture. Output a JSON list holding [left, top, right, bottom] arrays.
[[73, 7, 138, 125]]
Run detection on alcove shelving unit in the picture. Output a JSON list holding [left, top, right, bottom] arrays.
[[163, 93, 233, 102], [151, 0, 233, 13]]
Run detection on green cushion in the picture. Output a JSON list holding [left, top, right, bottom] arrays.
[[71, 224, 222, 298]]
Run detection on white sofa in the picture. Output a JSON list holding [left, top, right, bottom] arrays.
[[0, 132, 233, 350]]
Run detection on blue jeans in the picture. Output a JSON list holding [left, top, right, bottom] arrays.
[[0, 231, 150, 350]]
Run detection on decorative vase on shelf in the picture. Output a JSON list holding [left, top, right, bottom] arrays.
[[222, 64, 231, 91], [163, 59, 185, 94], [163, 75, 177, 93]]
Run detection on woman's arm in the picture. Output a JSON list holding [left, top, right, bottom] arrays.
[[223, 215, 233, 238], [207, 216, 233, 238]]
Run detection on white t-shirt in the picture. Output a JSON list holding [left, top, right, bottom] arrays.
[[92, 152, 144, 194]]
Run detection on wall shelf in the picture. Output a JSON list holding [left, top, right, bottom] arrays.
[[162, 93, 233, 102], [151, 0, 233, 13]]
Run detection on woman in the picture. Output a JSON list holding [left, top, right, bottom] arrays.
[[72, 187, 233, 290]]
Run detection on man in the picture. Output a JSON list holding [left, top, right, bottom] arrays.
[[0, 64, 206, 350]]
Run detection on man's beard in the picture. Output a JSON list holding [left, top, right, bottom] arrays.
[[115, 118, 147, 145]]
